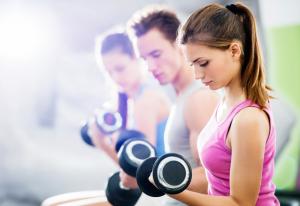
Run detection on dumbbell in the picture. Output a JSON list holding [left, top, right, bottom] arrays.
[[80, 109, 122, 146], [114, 129, 146, 153], [106, 136, 157, 206], [136, 153, 192, 197]]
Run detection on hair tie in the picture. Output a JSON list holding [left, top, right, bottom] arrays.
[[226, 4, 240, 15]]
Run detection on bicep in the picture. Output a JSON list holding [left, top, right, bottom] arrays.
[[229, 110, 269, 205], [184, 91, 218, 163], [134, 101, 158, 145], [184, 90, 219, 137]]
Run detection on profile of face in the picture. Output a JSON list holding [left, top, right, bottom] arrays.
[[181, 42, 242, 90], [101, 48, 141, 93], [136, 28, 183, 85]]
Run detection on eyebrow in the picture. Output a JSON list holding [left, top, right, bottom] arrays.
[[191, 57, 204, 64]]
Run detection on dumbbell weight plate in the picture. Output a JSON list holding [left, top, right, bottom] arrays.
[[119, 139, 156, 177], [152, 153, 192, 194], [80, 123, 94, 146], [95, 110, 122, 134], [106, 172, 142, 206], [115, 129, 146, 153], [136, 157, 165, 197]]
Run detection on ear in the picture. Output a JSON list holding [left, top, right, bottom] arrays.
[[229, 41, 242, 59]]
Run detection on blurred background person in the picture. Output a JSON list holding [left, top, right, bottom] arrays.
[[87, 30, 171, 191], [127, 5, 219, 206], [91, 30, 171, 161]]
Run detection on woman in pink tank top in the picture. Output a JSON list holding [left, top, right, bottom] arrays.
[[167, 2, 280, 206]]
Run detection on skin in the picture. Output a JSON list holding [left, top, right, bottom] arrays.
[[136, 28, 219, 193], [89, 47, 170, 188], [158, 42, 271, 205]]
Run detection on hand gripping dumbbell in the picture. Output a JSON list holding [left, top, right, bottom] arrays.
[[136, 153, 192, 197], [114, 129, 146, 153], [80, 109, 123, 146], [106, 132, 157, 206]]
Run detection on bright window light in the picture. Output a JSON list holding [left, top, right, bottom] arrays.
[[0, 7, 58, 61]]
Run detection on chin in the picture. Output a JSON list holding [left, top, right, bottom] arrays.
[[208, 85, 221, 90], [157, 79, 169, 85]]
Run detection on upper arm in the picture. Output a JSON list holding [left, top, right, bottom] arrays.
[[229, 108, 270, 205], [134, 90, 169, 145], [184, 89, 219, 163]]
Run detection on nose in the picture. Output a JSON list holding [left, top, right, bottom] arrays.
[[146, 58, 158, 73], [111, 72, 123, 86], [194, 68, 205, 80]]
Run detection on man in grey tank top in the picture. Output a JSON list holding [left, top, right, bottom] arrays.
[[128, 5, 219, 205]]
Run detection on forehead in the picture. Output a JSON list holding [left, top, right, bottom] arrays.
[[136, 28, 172, 55], [182, 43, 214, 60], [102, 48, 130, 60], [102, 49, 132, 67]]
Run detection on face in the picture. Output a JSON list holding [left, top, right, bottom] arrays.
[[102, 49, 141, 93], [181, 42, 241, 90], [136, 28, 183, 85]]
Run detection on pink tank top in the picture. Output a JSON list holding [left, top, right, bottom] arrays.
[[198, 100, 279, 206]]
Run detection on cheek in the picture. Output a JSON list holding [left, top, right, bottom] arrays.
[[211, 58, 230, 77], [168, 58, 181, 75], [206, 63, 221, 79]]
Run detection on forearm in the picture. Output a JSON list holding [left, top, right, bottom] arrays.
[[170, 190, 241, 206], [88, 122, 119, 164], [135, 116, 157, 146], [187, 167, 208, 194], [94, 138, 119, 164]]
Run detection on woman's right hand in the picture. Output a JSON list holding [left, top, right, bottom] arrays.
[[88, 118, 106, 146]]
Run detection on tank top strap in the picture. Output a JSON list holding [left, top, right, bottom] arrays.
[[226, 100, 274, 125], [219, 100, 275, 144]]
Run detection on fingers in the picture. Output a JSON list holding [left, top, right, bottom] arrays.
[[87, 118, 105, 146], [119, 170, 138, 189]]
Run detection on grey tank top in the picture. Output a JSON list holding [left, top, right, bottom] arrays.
[[163, 81, 202, 206], [164, 81, 202, 168]]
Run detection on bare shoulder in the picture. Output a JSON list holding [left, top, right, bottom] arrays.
[[137, 88, 170, 106], [185, 88, 219, 112], [184, 88, 219, 130], [231, 107, 270, 143], [234, 107, 269, 129], [134, 88, 171, 121]]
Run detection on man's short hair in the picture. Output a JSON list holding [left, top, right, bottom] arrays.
[[127, 5, 180, 43]]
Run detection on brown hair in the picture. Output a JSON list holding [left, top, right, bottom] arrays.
[[100, 32, 135, 57], [180, 3, 272, 108], [127, 5, 180, 43]]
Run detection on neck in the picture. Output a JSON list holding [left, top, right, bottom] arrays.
[[172, 61, 194, 95], [223, 76, 246, 107]]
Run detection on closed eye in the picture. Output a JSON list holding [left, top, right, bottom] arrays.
[[114, 66, 125, 73], [150, 50, 161, 58], [198, 60, 209, 67]]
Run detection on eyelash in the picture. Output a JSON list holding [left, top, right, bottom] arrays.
[[115, 67, 124, 72], [152, 52, 161, 58], [198, 61, 209, 67]]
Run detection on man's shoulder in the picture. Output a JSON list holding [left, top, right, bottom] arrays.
[[186, 88, 219, 106]]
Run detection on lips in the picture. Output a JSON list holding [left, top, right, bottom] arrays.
[[154, 73, 164, 80], [202, 80, 213, 86]]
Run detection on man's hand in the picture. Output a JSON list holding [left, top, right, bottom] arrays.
[[119, 170, 139, 189]]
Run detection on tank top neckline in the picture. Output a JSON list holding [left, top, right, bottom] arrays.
[[214, 99, 253, 126]]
